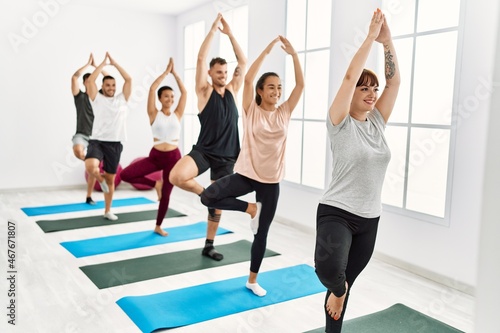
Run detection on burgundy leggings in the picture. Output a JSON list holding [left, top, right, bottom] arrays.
[[121, 147, 181, 226]]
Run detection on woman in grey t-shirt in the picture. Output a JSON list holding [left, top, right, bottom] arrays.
[[314, 9, 401, 333]]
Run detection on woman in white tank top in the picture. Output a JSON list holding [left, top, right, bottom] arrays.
[[121, 58, 187, 236]]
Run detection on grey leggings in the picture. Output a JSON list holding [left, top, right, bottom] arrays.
[[200, 173, 280, 273], [314, 203, 380, 333]]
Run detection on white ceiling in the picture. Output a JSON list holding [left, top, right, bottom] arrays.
[[76, 0, 245, 16]]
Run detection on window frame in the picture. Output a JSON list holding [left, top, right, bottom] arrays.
[[380, 0, 466, 226], [282, 0, 332, 191]]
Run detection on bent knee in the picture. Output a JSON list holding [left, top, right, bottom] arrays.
[[200, 191, 213, 207], [73, 145, 86, 161], [168, 169, 185, 186]]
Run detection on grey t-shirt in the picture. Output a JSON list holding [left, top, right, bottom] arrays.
[[74, 90, 94, 136], [320, 108, 391, 218]]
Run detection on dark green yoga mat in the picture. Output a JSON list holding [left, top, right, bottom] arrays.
[[36, 209, 185, 232], [80, 240, 280, 289], [305, 303, 464, 333]]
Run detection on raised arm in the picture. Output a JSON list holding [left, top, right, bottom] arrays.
[[329, 9, 384, 125], [71, 53, 92, 96], [279, 35, 304, 112], [219, 16, 247, 94], [171, 59, 187, 120], [87, 54, 108, 101], [147, 58, 173, 124], [196, 14, 222, 96], [374, 19, 400, 123], [90, 54, 111, 78], [107, 52, 132, 101], [242, 37, 280, 112]]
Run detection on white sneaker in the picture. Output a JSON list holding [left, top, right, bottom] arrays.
[[103, 212, 118, 221], [250, 202, 261, 235], [99, 179, 109, 193]]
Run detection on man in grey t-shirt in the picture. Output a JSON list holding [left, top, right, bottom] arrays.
[[71, 54, 98, 205]]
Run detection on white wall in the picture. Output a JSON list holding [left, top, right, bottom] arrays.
[[0, 0, 176, 190], [474, 3, 500, 332], [1, 0, 496, 296]]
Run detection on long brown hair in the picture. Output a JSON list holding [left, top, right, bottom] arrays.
[[255, 72, 279, 105]]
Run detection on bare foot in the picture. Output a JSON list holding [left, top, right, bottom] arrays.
[[155, 180, 163, 201], [326, 282, 348, 320], [154, 225, 168, 237], [246, 203, 257, 218]]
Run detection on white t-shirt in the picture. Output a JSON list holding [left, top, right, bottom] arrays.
[[90, 93, 128, 142]]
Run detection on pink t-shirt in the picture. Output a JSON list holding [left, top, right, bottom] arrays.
[[234, 100, 291, 183]]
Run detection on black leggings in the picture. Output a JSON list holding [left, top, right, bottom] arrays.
[[200, 173, 280, 273], [314, 204, 379, 333]]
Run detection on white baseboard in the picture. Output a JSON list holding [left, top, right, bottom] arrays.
[[274, 214, 475, 296]]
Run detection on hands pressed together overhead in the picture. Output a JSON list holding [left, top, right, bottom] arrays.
[[368, 8, 393, 44]]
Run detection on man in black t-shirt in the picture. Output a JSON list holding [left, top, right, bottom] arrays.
[[169, 13, 247, 261]]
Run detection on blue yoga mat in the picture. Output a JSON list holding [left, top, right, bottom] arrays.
[[117, 264, 325, 332], [61, 222, 232, 257], [21, 197, 155, 216]]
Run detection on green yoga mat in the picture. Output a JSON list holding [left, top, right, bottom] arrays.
[[305, 303, 464, 333], [80, 240, 280, 289], [36, 209, 185, 233]]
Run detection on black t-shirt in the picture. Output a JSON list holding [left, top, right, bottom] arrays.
[[194, 89, 240, 157]]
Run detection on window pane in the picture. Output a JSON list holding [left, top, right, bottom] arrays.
[[286, 0, 307, 51], [383, 38, 412, 123], [382, 126, 408, 207], [304, 50, 330, 120], [302, 121, 326, 188], [286, 53, 305, 119], [184, 21, 204, 69], [382, 0, 416, 36], [220, 6, 248, 63], [406, 128, 450, 217], [184, 69, 196, 115], [182, 114, 200, 154], [412, 31, 457, 125], [306, 0, 331, 49], [284, 120, 303, 183], [417, 0, 460, 32]]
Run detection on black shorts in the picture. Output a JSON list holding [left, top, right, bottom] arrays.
[[85, 140, 123, 174], [188, 148, 236, 181]]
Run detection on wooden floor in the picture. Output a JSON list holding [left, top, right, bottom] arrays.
[[0, 185, 475, 333]]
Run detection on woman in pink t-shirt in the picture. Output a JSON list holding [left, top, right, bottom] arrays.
[[201, 35, 304, 297]]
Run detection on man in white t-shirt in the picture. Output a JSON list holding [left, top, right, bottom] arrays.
[[84, 52, 132, 221]]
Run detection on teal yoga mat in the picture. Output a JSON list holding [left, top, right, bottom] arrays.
[[117, 264, 325, 332], [36, 208, 186, 233], [22, 197, 155, 216], [80, 240, 280, 289], [61, 221, 232, 257], [304, 303, 464, 333]]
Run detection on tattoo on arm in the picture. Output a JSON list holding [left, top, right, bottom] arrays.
[[384, 44, 396, 80]]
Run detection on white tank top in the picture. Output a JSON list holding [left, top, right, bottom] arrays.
[[151, 111, 181, 146]]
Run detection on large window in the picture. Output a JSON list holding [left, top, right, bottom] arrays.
[[182, 21, 204, 154], [182, 7, 248, 154], [380, 0, 462, 222], [285, 0, 462, 224], [285, 0, 332, 189]]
